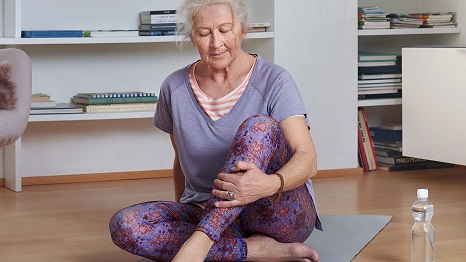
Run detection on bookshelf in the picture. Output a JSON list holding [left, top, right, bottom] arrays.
[[358, 28, 460, 107], [0, 32, 274, 45], [358, 0, 465, 168], [0, 0, 275, 191], [28, 112, 155, 122]]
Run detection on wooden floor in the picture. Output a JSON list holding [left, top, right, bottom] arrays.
[[1, 167, 465, 262]]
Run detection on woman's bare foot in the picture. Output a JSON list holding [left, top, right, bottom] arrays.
[[245, 234, 319, 262]]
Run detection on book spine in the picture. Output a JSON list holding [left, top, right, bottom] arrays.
[[84, 103, 156, 113], [21, 30, 83, 38], [74, 96, 158, 105], [140, 10, 176, 15], [369, 127, 402, 142], [139, 23, 177, 31], [360, 108, 378, 170], [379, 162, 454, 171], [357, 109, 370, 171]]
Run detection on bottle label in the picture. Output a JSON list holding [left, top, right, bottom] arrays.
[[429, 230, 435, 251]]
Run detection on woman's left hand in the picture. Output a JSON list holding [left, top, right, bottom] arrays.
[[212, 161, 277, 208]]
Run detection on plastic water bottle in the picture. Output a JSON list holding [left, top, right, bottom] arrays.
[[411, 188, 435, 262]]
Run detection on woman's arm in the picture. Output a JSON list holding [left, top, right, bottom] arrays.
[[170, 134, 185, 203], [213, 115, 317, 207], [273, 115, 317, 190]]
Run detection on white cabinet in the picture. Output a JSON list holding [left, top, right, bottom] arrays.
[[0, 0, 275, 191], [402, 46, 466, 166]]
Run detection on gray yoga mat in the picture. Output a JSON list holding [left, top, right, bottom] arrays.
[[305, 214, 392, 261], [139, 214, 391, 262]]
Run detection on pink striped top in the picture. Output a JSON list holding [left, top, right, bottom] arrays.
[[189, 59, 256, 121]]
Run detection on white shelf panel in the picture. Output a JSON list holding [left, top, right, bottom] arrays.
[[358, 27, 461, 36], [29, 111, 154, 122], [0, 32, 274, 45], [358, 98, 402, 107]]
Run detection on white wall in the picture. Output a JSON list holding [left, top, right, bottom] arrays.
[[1, 0, 358, 180], [274, 0, 359, 170]]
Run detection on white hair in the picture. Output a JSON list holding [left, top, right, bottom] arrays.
[[175, 0, 248, 48]]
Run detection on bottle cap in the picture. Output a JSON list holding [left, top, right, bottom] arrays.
[[417, 188, 428, 198]]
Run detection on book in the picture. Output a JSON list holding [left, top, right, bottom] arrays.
[[358, 78, 401, 84], [376, 155, 433, 165], [358, 61, 397, 67], [358, 21, 390, 27], [358, 73, 402, 80], [358, 108, 378, 171], [138, 31, 174, 36], [140, 10, 176, 15], [358, 65, 402, 75], [139, 23, 177, 31], [83, 30, 139, 37], [357, 109, 370, 171], [31, 100, 57, 108], [374, 148, 403, 157], [358, 92, 402, 100], [358, 52, 398, 62], [140, 13, 177, 24], [82, 102, 156, 113], [74, 91, 156, 99], [378, 162, 454, 171], [370, 126, 402, 142], [21, 30, 83, 38], [358, 25, 390, 29], [373, 141, 403, 152], [247, 27, 267, 33], [248, 22, 272, 28], [31, 93, 51, 102], [358, 88, 401, 95], [378, 123, 402, 130], [30, 103, 83, 115], [72, 96, 158, 105]]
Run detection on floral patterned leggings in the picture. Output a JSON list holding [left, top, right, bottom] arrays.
[[109, 115, 317, 261]]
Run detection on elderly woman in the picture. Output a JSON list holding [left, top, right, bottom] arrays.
[[110, 0, 322, 261]]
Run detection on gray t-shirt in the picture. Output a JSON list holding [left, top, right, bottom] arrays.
[[154, 56, 318, 209]]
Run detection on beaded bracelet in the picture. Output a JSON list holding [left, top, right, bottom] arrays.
[[268, 172, 284, 203]]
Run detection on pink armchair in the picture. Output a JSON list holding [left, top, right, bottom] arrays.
[[0, 48, 32, 147]]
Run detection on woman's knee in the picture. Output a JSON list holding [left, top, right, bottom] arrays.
[[239, 114, 280, 132]]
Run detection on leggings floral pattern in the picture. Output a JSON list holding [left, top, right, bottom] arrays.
[[110, 115, 317, 261]]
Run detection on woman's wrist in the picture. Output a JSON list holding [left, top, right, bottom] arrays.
[[268, 172, 284, 202]]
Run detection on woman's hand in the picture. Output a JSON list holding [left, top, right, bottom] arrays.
[[212, 161, 280, 208]]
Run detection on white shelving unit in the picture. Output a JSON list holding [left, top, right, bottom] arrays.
[[358, 98, 402, 107], [358, 28, 461, 107], [357, 0, 464, 166], [358, 27, 460, 36], [29, 111, 155, 122], [1, 0, 275, 191], [0, 32, 274, 45]]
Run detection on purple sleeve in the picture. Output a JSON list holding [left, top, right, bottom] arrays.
[[268, 69, 309, 126], [153, 79, 174, 134]]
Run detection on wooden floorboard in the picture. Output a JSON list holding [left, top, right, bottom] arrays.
[[1, 167, 465, 261]]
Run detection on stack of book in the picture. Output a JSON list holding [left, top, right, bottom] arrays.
[[358, 52, 402, 100], [31, 93, 56, 108], [139, 10, 177, 36], [410, 12, 456, 28], [370, 124, 454, 171], [387, 13, 423, 29], [72, 92, 158, 113], [247, 22, 271, 33], [358, 6, 390, 30], [357, 108, 378, 171], [30, 93, 84, 115]]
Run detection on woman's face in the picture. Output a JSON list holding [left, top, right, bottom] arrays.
[[191, 4, 245, 70]]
